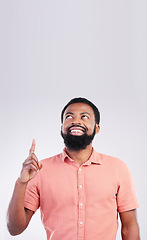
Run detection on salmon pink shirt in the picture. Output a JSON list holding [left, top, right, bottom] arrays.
[[24, 148, 139, 240]]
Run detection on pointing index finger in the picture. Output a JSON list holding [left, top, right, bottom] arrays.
[[29, 139, 36, 154]]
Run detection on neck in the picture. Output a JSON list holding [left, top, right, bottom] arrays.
[[65, 144, 93, 166]]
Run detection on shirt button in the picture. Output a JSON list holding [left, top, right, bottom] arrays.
[[80, 203, 83, 206], [80, 221, 83, 225], [79, 168, 82, 171], [79, 185, 83, 189]]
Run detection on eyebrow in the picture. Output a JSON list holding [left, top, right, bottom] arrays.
[[65, 112, 74, 116], [80, 112, 91, 116]]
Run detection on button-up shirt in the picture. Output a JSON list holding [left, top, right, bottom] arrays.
[[24, 148, 139, 240]]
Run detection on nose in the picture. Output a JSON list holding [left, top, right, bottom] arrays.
[[71, 116, 81, 125]]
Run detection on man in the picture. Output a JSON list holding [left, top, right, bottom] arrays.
[[7, 97, 140, 240]]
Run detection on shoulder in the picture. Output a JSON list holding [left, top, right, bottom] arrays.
[[96, 150, 126, 166], [93, 150, 129, 174], [39, 152, 63, 165]]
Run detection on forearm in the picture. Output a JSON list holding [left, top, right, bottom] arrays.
[[7, 178, 28, 235], [7, 140, 41, 235], [121, 223, 140, 240]]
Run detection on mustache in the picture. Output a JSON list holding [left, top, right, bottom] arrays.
[[68, 124, 88, 132]]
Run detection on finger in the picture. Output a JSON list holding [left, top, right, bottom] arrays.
[[24, 161, 42, 172], [23, 163, 39, 172], [23, 159, 39, 169], [30, 152, 39, 163], [24, 154, 39, 169], [26, 153, 38, 162], [29, 139, 36, 155]]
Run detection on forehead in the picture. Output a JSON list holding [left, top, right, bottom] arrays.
[[64, 102, 95, 116]]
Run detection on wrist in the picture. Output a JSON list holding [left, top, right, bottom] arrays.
[[16, 177, 29, 186]]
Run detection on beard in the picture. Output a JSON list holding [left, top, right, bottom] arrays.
[[61, 125, 96, 151]]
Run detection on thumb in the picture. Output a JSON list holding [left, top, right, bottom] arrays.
[[39, 163, 43, 170]]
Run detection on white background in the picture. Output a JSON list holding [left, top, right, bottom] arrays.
[[0, 0, 146, 239]]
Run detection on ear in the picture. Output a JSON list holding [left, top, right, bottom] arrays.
[[95, 124, 100, 134]]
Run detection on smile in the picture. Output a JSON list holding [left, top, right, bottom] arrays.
[[68, 125, 86, 136], [70, 129, 83, 134]]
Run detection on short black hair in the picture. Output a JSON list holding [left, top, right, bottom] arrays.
[[61, 97, 100, 124]]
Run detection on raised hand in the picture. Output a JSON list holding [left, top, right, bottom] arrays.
[[20, 139, 42, 183]]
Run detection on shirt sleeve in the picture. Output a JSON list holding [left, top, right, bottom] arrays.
[[24, 174, 40, 213], [117, 162, 139, 212]]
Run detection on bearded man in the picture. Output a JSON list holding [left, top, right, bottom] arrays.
[[7, 97, 140, 240]]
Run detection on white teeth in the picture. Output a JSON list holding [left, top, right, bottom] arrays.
[[71, 130, 83, 133]]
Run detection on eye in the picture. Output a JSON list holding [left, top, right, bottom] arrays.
[[82, 115, 89, 119], [65, 115, 73, 119]]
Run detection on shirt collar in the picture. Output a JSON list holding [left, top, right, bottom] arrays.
[[61, 147, 102, 165]]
